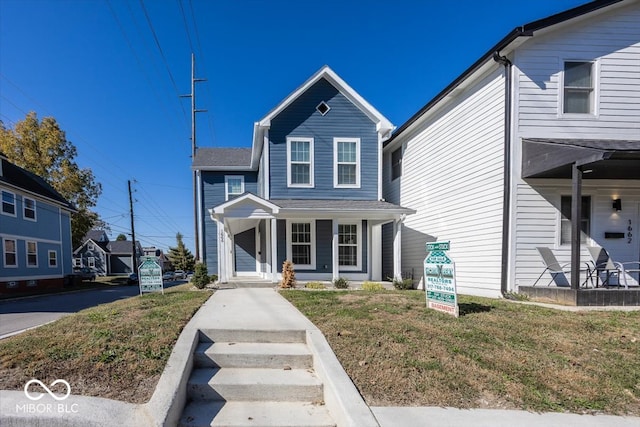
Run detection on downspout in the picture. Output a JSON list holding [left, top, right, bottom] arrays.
[[493, 51, 512, 297]]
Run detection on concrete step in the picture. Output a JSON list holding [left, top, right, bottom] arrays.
[[199, 329, 307, 344], [179, 401, 336, 427], [194, 342, 313, 369], [188, 368, 323, 402]]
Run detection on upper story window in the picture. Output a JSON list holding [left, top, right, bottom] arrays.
[[287, 137, 314, 188], [2, 190, 16, 216], [87, 242, 95, 251], [23, 197, 36, 220], [26, 241, 37, 267], [560, 195, 591, 245], [225, 176, 244, 201], [48, 250, 58, 267], [563, 61, 594, 115], [334, 138, 360, 188], [391, 147, 402, 180], [3, 239, 17, 267]]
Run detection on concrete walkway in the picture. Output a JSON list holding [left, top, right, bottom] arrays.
[[2, 286, 639, 426]]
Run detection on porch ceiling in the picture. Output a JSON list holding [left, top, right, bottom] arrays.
[[522, 138, 640, 179]]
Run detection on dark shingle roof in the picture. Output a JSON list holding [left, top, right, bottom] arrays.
[[193, 148, 252, 169], [0, 157, 74, 209]]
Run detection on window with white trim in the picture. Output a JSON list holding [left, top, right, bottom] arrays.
[[225, 175, 244, 200], [338, 222, 361, 270], [334, 138, 360, 188], [287, 220, 315, 269], [563, 61, 594, 114], [4, 239, 17, 267], [287, 137, 314, 187], [73, 257, 82, 268], [560, 196, 591, 245], [26, 241, 37, 267], [2, 190, 16, 216], [391, 147, 402, 180], [88, 257, 95, 268], [23, 197, 36, 221], [87, 242, 94, 251], [48, 250, 58, 267]]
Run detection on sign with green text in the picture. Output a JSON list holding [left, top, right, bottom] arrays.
[[424, 241, 458, 317], [138, 257, 163, 294]]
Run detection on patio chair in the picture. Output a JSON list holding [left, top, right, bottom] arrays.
[[533, 247, 591, 288], [587, 246, 639, 289]]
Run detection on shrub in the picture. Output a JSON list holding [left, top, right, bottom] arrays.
[[209, 274, 218, 283], [392, 277, 413, 290], [362, 281, 384, 291], [333, 277, 349, 289], [192, 263, 209, 289], [280, 260, 296, 289], [305, 281, 326, 289]]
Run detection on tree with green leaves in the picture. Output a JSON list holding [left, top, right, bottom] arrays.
[[116, 234, 127, 241], [0, 112, 102, 248], [167, 232, 195, 271]]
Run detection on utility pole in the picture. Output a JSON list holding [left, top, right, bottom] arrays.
[[181, 53, 207, 261], [128, 180, 138, 275]]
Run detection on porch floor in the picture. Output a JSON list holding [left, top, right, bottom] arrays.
[[518, 285, 640, 306]]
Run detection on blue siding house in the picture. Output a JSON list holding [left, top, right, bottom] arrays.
[[0, 153, 75, 294], [193, 66, 414, 283]]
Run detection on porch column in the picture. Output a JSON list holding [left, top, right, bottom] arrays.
[[371, 224, 382, 281], [393, 217, 403, 281], [571, 163, 582, 290], [332, 219, 339, 282], [271, 218, 278, 283]]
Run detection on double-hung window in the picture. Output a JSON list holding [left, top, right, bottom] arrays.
[[23, 197, 36, 220], [338, 222, 361, 270], [563, 61, 595, 114], [334, 138, 360, 188], [48, 250, 58, 267], [2, 190, 16, 216], [287, 137, 314, 187], [287, 220, 315, 269], [225, 176, 244, 200], [26, 241, 37, 267], [560, 196, 591, 245], [88, 257, 95, 268], [3, 239, 17, 267]]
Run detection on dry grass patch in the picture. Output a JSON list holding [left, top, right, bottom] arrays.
[[281, 290, 640, 415], [0, 284, 212, 403]]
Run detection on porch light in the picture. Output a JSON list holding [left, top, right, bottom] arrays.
[[612, 198, 622, 211]]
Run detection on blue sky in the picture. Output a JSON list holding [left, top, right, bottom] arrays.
[[0, 0, 589, 253]]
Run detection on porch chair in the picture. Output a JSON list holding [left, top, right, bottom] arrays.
[[587, 246, 639, 289], [533, 247, 592, 288]]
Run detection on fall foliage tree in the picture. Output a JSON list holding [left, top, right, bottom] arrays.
[[0, 112, 102, 248]]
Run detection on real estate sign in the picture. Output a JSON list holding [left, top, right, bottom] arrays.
[[138, 256, 163, 294], [424, 241, 458, 317]]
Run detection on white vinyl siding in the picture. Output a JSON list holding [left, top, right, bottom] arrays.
[[392, 69, 506, 297], [287, 137, 314, 188], [516, 3, 640, 137]]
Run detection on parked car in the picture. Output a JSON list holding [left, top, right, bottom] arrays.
[[162, 271, 175, 281], [73, 267, 96, 282], [174, 270, 186, 280], [127, 273, 138, 285]]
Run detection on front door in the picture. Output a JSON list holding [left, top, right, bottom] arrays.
[[234, 228, 257, 276], [605, 201, 640, 286]]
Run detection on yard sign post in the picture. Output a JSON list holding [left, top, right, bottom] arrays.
[[138, 256, 164, 295], [424, 241, 459, 317]]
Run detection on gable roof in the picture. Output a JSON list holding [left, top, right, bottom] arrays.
[[83, 229, 109, 243], [192, 147, 253, 171], [385, 0, 629, 147], [108, 240, 142, 255], [0, 155, 74, 210], [251, 65, 394, 168]]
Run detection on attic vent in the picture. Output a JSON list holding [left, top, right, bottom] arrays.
[[316, 101, 330, 116]]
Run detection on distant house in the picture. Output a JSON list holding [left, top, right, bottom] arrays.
[[193, 66, 415, 283], [142, 246, 171, 271], [382, 0, 640, 301], [73, 230, 142, 276], [0, 153, 75, 294]]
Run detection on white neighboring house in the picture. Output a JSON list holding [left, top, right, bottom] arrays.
[[383, 0, 640, 298]]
